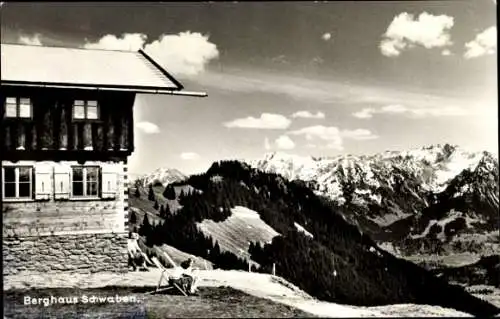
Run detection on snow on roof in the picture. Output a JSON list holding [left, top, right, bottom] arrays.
[[0, 43, 183, 92]]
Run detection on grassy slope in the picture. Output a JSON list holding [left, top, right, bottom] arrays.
[[129, 185, 213, 269], [130, 184, 281, 265], [197, 206, 280, 261], [3, 269, 475, 317]]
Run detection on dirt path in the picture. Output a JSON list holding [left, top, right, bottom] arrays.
[[4, 269, 471, 317]]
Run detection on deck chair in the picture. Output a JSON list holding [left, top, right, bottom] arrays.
[[148, 257, 189, 296]]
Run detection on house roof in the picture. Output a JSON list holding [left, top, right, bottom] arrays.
[[0, 43, 185, 92]]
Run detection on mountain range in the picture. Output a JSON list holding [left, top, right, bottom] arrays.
[[130, 146, 500, 316], [250, 144, 499, 256]]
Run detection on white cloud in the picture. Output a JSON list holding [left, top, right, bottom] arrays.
[[83, 33, 146, 51], [380, 12, 454, 57], [291, 110, 326, 119], [144, 32, 219, 76], [180, 152, 200, 160], [289, 125, 376, 150], [322, 33, 332, 41], [83, 31, 219, 76], [464, 26, 497, 59], [441, 49, 452, 56], [275, 135, 296, 150], [224, 113, 292, 129], [271, 55, 288, 64], [135, 121, 160, 134], [380, 104, 408, 113], [340, 129, 378, 140], [353, 104, 467, 119], [264, 137, 271, 150], [352, 108, 375, 119], [19, 34, 42, 46]]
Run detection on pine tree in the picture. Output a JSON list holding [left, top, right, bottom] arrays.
[[148, 184, 156, 201], [165, 204, 171, 216], [134, 187, 141, 198], [153, 200, 159, 210], [210, 240, 221, 260], [129, 210, 137, 224], [163, 185, 176, 200], [139, 214, 152, 238], [159, 205, 165, 217]]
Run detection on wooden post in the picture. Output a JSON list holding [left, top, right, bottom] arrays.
[[5, 124, 11, 150], [95, 124, 104, 151], [83, 122, 92, 150], [72, 124, 79, 150], [107, 116, 115, 151], [204, 260, 208, 270], [272, 263, 276, 276], [31, 123, 37, 150], [59, 105, 68, 150], [248, 263, 251, 273], [120, 116, 128, 151], [17, 122, 25, 150], [41, 105, 53, 150]]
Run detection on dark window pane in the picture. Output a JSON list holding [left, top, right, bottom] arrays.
[[4, 183, 16, 197], [4, 167, 15, 182], [19, 167, 31, 182], [19, 182, 31, 197], [87, 182, 98, 196], [72, 167, 83, 181], [87, 167, 99, 182], [72, 182, 83, 196]]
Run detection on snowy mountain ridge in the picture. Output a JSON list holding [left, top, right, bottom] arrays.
[[250, 144, 494, 203], [135, 167, 187, 188]]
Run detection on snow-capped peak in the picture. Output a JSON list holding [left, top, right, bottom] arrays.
[[136, 167, 187, 187], [250, 144, 496, 202]]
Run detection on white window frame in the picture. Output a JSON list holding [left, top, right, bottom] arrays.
[[2, 166, 34, 201], [70, 166, 100, 199], [72, 100, 99, 120], [3, 97, 33, 119]]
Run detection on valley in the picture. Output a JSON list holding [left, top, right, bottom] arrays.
[[129, 144, 499, 316]]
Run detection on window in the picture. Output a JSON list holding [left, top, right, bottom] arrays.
[[2, 166, 33, 200], [71, 166, 99, 197], [73, 100, 99, 120], [4, 97, 32, 118]]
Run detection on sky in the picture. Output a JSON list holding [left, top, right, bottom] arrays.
[[1, 1, 497, 176]]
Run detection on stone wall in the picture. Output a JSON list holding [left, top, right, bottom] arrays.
[[3, 233, 128, 275]]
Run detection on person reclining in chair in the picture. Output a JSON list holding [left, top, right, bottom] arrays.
[[170, 258, 199, 295]]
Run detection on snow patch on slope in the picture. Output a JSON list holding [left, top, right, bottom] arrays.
[[294, 222, 314, 238], [197, 206, 280, 260]]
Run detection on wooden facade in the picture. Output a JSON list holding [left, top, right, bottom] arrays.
[[1, 86, 135, 157], [2, 160, 126, 237]]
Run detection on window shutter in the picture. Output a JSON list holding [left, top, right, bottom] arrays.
[[101, 163, 118, 199], [54, 164, 71, 200], [35, 163, 52, 200]]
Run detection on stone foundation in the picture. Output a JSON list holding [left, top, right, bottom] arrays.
[[3, 233, 128, 275]]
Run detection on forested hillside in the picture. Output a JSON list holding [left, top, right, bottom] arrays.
[[133, 160, 499, 317]]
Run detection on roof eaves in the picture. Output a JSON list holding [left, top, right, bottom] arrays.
[[0, 80, 179, 92], [138, 49, 184, 91], [0, 81, 207, 97]]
